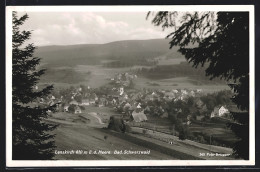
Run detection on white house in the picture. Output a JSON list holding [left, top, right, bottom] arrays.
[[119, 87, 124, 96], [64, 105, 69, 112], [210, 106, 229, 118], [137, 103, 142, 109], [219, 106, 229, 116]]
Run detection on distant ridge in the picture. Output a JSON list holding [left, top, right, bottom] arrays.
[[34, 38, 182, 67]]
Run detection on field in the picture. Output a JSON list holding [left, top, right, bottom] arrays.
[[188, 121, 239, 147], [135, 77, 229, 93], [40, 63, 229, 93], [46, 106, 235, 160], [38, 39, 229, 92]]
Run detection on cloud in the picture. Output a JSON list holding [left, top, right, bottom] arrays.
[[19, 12, 169, 46]]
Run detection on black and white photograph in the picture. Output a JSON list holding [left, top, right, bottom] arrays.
[[5, 5, 255, 166]]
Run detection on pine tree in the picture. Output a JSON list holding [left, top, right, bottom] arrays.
[[12, 12, 57, 160], [148, 11, 249, 159]]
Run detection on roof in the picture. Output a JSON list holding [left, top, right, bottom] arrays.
[[132, 111, 147, 122], [82, 99, 90, 102], [69, 100, 79, 105]]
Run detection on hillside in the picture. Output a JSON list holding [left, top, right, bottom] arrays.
[[34, 39, 182, 67]]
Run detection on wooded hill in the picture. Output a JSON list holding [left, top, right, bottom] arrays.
[[34, 39, 182, 67]]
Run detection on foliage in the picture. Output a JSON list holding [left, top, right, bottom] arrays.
[[200, 90, 233, 113], [138, 61, 224, 84], [108, 116, 126, 133], [178, 125, 189, 140], [68, 104, 76, 113], [40, 67, 87, 84], [12, 12, 57, 160], [148, 11, 249, 159]]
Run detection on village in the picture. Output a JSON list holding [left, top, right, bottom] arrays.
[[36, 72, 237, 148]]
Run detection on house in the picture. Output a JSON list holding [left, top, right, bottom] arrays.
[[64, 105, 69, 112], [96, 99, 105, 107], [124, 94, 129, 100], [187, 115, 192, 120], [172, 89, 178, 93], [136, 103, 142, 109], [219, 106, 229, 116], [119, 87, 124, 95], [74, 106, 82, 114], [89, 93, 98, 101], [190, 90, 195, 97], [160, 112, 168, 118], [69, 100, 79, 106], [210, 107, 219, 118], [181, 89, 188, 95], [145, 94, 154, 101], [164, 92, 175, 101], [89, 99, 95, 104], [131, 110, 147, 122], [123, 102, 131, 110], [211, 106, 229, 118], [144, 106, 151, 113], [78, 87, 82, 92], [197, 89, 202, 93], [196, 99, 204, 108], [39, 98, 44, 103], [48, 100, 55, 106], [112, 98, 117, 105], [81, 99, 90, 106], [196, 115, 204, 121]]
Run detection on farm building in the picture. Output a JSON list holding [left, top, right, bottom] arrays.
[[74, 106, 82, 114], [131, 111, 147, 122]]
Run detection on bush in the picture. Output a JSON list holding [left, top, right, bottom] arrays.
[[108, 116, 126, 133], [80, 106, 85, 110], [68, 104, 76, 113], [178, 125, 189, 140], [125, 124, 132, 133]]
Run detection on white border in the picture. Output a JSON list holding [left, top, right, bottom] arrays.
[[6, 5, 255, 167]]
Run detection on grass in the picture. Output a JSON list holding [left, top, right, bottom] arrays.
[[101, 129, 202, 160], [189, 123, 238, 147], [53, 124, 177, 160], [135, 76, 229, 93]]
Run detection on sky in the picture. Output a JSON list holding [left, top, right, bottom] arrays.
[[18, 12, 172, 46]]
